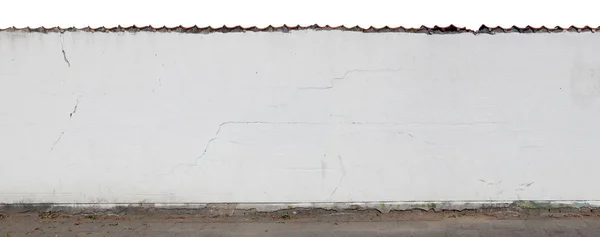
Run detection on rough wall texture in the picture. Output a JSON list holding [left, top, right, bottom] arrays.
[[1, 31, 600, 204]]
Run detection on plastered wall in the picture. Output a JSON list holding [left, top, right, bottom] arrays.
[[1, 31, 600, 204]]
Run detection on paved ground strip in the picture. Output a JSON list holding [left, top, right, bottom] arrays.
[[2, 213, 600, 236]]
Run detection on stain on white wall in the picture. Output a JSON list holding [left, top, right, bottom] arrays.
[[1, 31, 600, 204]]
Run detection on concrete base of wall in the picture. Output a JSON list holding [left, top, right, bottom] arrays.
[[2, 201, 600, 217]]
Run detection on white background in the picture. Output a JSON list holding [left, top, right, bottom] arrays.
[[0, 0, 599, 29]]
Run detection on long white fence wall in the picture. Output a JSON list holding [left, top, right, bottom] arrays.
[[1, 31, 600, 204]]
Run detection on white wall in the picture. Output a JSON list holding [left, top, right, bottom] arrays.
[[1, 31, 600, 204]]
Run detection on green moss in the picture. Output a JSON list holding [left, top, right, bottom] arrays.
[[513, 200, 568, 209], [515, 200, 537, 209], [412, 203, 437, 210]]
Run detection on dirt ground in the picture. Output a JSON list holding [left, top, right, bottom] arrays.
[[3, 207, 600, 236]]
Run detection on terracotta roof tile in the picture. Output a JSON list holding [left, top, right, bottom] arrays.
[[0, 25, 597, 34]]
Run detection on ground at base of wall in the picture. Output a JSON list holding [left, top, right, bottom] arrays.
[[3, 206, 600, 222], [3, 213, 600, 237], [3, 201, 600, 221]]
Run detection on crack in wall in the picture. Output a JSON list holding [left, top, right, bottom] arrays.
[[329, 155, 347, 200], [298, 68, 405, 90], [157, 120, 505, 177], [50, 131, 65, 151], [349, 121, 505, 126], [60, 32, 71, 67], [50, 98, 81, 152], [516, 182, 536, 191], [397, 131, 437, 145], [69, 99, 79, 118], [523, 182, 535, 187], [157, 121, 330, 177], [192, 121, 328, 166]]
